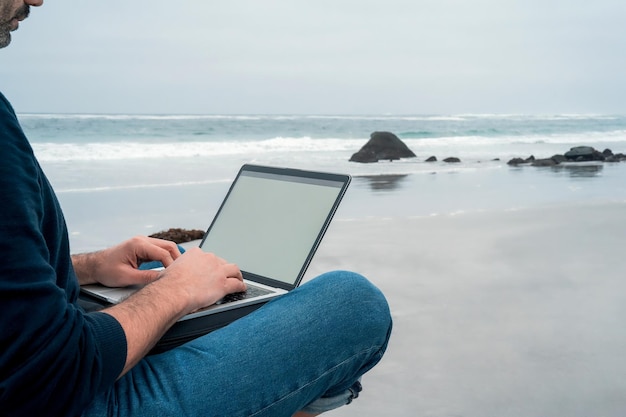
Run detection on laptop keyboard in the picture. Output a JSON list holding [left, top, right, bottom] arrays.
[[215, 284, 274, 305]]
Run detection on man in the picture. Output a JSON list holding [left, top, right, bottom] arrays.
[[0, 1, 392, 416]]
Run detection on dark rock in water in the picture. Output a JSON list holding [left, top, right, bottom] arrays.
[[564, 146, 594, 159], [349, 131, 416, 163], [508, 155, 537, 165], [532, 158, 559, 167], [508, 146, 626, 168], [443, 157, 461, 163], [425, 156, 437, 162], [349, 148, 379, 163], [564, 146, 605, 161], [149, 228, 205, 244], [606, 153, 626, 163], [507, 157, 526, 166]]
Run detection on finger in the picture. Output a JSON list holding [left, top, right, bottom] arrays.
[[126, 268, 161, 285], [145, 237, 182, 263], [225, 276, 247, 294], [224, 263, 243, 281], [134, 241, 177, 268]]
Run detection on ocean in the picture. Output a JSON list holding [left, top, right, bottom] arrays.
[[18, 113, 626, 252]]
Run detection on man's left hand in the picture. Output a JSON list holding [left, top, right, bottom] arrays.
[[72, 236, 181, 287]]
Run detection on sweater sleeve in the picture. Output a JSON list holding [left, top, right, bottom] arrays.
[[0, 94, 127, 417]]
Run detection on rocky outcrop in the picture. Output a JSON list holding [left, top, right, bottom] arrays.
[[508, 146, 626, 167], [348, 136, 626, 168], [349, 131, 416, 163]]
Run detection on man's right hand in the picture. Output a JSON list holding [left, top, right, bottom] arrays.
[[156, 247, 246, 312]]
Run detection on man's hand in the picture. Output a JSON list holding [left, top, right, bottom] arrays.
[[72, 236, 181, 287], [156, 247, 247, 312], [74, 236, 247, 376], [104, 247, 246, 376]]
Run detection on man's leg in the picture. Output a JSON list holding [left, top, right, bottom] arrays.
[[83, 271, 392, 417]]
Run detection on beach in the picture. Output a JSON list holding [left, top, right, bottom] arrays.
[[313, 201, 626, 417], [27, 113, 626, 416], [53, 163, 626, 417]]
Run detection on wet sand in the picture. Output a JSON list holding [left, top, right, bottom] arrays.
[[60, 162, 626, 415], [307, 202, 626, 417]]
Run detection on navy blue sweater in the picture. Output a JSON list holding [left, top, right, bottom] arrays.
[[0, 93, 127, 416]]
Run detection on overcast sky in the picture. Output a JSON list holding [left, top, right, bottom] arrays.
[[1, 0, 626, 115]]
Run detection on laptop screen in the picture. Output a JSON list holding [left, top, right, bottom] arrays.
[[199, 165, 350, 288]]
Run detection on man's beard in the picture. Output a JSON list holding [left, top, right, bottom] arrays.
[[0, 26, 11, 48], [0, 5, 30, 49]]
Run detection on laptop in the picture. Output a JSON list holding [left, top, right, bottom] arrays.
[[80, 164, 351, 351]]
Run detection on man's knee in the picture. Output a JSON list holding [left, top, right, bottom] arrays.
[[313, 270, 389, 309], [308, 271, 392, 338]]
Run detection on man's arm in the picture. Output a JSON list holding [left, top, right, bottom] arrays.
[[72, 238, 246, 376]]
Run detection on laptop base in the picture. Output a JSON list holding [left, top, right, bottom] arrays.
[[78, 292, 269, 355]]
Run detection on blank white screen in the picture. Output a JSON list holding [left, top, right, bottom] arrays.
[[200, 171, 344, 284]]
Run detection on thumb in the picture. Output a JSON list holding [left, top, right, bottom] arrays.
[[129, 268, 162, 285]]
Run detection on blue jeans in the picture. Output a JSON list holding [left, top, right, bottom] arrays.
[[83, 271, 392, 417]]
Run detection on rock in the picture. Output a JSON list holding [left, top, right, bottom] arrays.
[[149, 228, 205, 244], [564, 146, 605, 161], [507, 157, 527, 165], [507, 155, 540, 165], [507, 146, 626, 168], [531, 158, 559, 167], [425, 156, 437, 162], [348, 149, 378, 163], [564, 146, 594, 160], [443, 157, 461, 163], [349, 131, 416, 163], [606, 153, 626, 163]]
